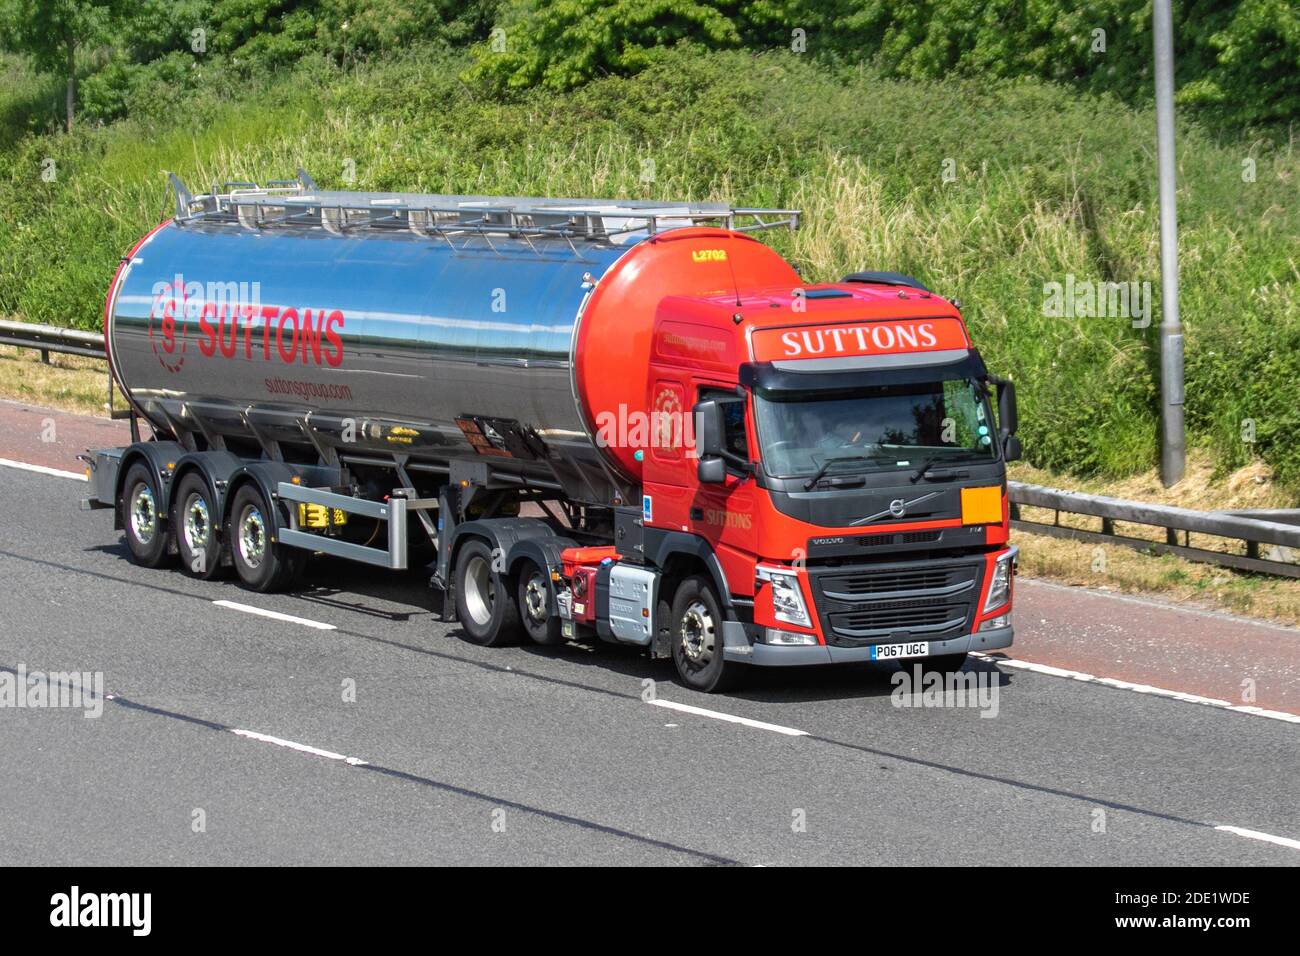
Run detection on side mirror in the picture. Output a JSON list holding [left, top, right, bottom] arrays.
[[693, 399, 725, 459], [992, 377, 1018, 437], [697, 456, 726, 484], [988, 374, 1020, 462]]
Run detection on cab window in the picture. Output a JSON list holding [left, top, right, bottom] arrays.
[[699, 386, 749, 465]]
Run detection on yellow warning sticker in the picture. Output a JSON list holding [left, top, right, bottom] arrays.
[[960, 486, 1002, 526]]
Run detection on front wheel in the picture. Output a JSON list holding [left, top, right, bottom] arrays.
[[670, 575, 742, 693]]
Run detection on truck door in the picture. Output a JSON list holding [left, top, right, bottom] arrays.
[[687, 383, 757, 592]]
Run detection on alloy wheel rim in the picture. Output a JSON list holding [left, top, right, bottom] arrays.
[[183, 493, 210, 552], [239, 505, 266, 569], [130, 484, 156, 544], [464, 554, 495, 627], [523, 572, 547, 624], [680, 600, 716, 665]]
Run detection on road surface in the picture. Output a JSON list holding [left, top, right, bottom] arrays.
[[0, 399, 1296, 864]]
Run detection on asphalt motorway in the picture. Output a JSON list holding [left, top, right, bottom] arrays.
[[1, 465, 1297, 866]]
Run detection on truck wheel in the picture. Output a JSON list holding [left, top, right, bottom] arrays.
[[120, 461, 172, 568], [454, 539, 521, 646], [670, 576, 741, 693], [517, 560, 562, 645], [227, 484, 300, 592], [172, 472, 224, 580]]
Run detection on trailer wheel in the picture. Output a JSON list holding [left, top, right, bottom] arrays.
[[517, 561, 563, 645], [454, 539, 521, 646], [227, 484, 301, 592], [120, 461, 172, 568], [670, 576, 741, 693], [172, 472, 224, 580]]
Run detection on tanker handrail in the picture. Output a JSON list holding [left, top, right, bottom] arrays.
[[166, 171, 801, 244]]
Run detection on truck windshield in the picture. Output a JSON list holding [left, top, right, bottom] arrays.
[[753, 377, 998, 479]]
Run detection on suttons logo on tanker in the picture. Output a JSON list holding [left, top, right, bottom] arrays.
[[147, 277, 344, 374], [750, 317, 968, 362]]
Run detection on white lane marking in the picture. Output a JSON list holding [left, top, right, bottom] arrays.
[[0, 457, 86, 481], [972, 652, 1300, 724], [230, 728, 367, 765], [1215, 825, 1300, 851], [649, 699, 808, 737], [213, 599, 336, 631]]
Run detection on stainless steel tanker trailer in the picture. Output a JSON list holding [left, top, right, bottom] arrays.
[[83, 171, 1020, 692]]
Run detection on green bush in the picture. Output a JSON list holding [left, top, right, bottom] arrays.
[[466, 1, 1300, 131], [0, 45, 1295, 488]]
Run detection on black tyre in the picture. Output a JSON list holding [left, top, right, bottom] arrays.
[[670, 575, 742, 693], [517, 560, 563, 645], [454, 539, 521, 646], [171, 472, 224, 580], [119, 461, 172, 568], [226, 483, 301, 592]]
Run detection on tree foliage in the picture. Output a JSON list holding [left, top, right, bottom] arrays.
[[0, 0, 117, 129], [466, 0, 1299, 129]]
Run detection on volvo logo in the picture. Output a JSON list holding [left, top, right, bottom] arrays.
[[853, 491, 942, 526]]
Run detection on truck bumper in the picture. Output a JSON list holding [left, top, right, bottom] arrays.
[[724, 624, 1014, 666]]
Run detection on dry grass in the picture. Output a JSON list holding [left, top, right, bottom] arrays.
[[1011, 449, 1300, 627], [1009, 452, 1297, 563], [1015, 530, 1300, 627], [0, 345, 125, 417], [1010, 451, 1291, 511]]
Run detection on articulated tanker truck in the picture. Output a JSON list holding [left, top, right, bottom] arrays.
[[84, 171, 1020, 691]]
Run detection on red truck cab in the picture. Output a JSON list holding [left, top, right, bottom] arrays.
[[630, 277, 1018, 688]]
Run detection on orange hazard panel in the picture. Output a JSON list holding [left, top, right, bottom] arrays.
[[960, 486, 1003, 526]]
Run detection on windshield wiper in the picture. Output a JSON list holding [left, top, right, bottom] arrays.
[[909, 457, 943, 483], [911, 454, 982, 482], [803, 455, 874, 490]]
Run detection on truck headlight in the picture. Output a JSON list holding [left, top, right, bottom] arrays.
[[982, 547, 1018, 613], [758, 566, 812, 629], [764, 627, 819, 646]]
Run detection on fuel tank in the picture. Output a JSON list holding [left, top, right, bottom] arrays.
[[106, 182, 800, 504]]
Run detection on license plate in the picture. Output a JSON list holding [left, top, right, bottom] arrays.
[[870, 641, 929, 661]]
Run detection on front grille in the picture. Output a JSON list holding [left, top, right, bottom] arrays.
[[854, 530, 942, 549], [810, 558, 984, 647], [819, 565, 971, 599]]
